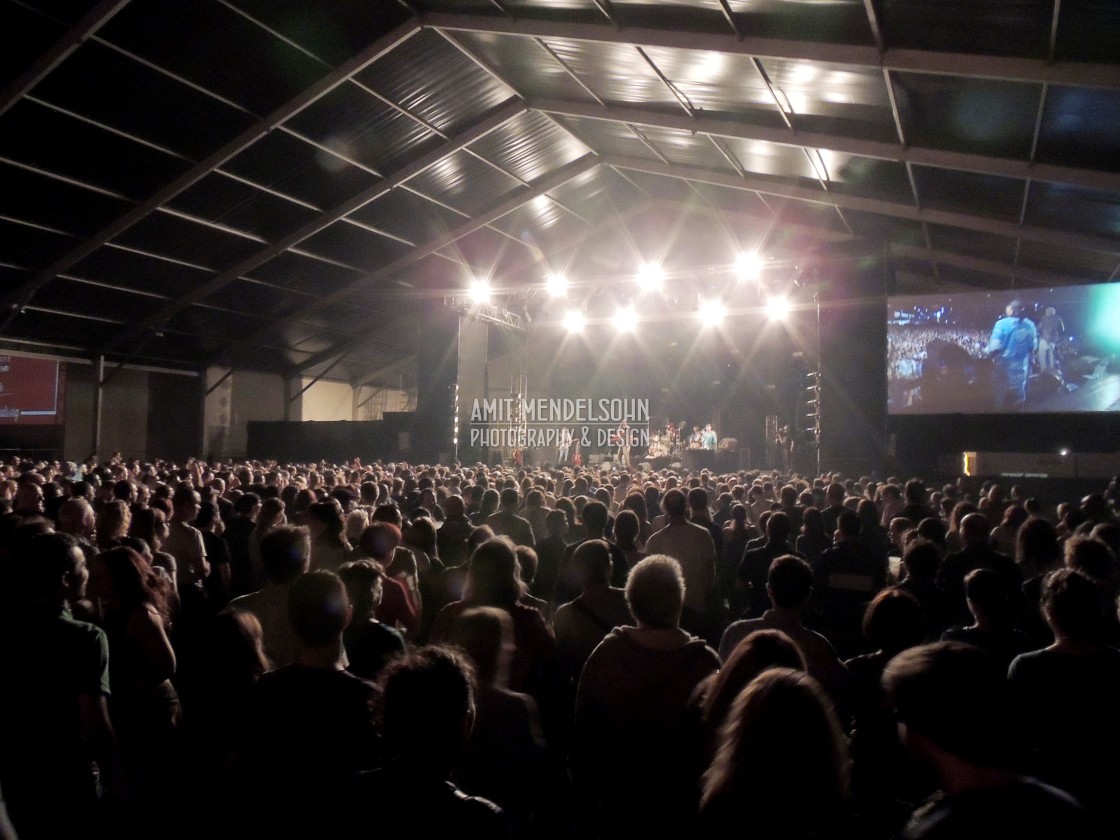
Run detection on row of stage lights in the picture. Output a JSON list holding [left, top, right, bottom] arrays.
[[464, 252, 795, 332]]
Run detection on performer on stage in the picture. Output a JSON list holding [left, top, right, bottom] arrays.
[[776, 424, 795, 473], [558, 427, 574, 464], [689, 426, 703, 448], [701, 423, 717, 451], [616, 420, 631, 467]]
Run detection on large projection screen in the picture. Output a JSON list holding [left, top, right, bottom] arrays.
[[0, 355, 66, 425], [887, 284, 1120, 415]]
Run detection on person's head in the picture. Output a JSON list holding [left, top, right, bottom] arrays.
[[883, 642, 1014, 770], [582, 499, 609, 539], [1063, 534, 1118, 581], [1016, 516, 1059, 568], [661, 488, 688, 520], [13, 480, 44, 515], [89, 545, 169, 617], [514, 544, 538, 584], [703, 629, 805, 730], [338, 558, 385, 619], [902, 539, 940, 579], [915, 517, 946, 547], [702, 668, 848, 823], [378, 646, 476, 770], [288, 569, 351, 648], [307, 500, 345, 543], [826, 482, 845, 507], [800, 506, 823, 537], [204, 609, 270, 683], [195, 500, 221, 533], [765, 511, 792, 546], [862, 589, 927, 655], [259, 524, 311, 586], [959, 512, 991, 546], [172, 486, 201, 522], [57, 497, 96, 540], [963, 568, 1015, 627], [903, 479, 926, 506], [357, 522, 402, 563], [465, 537, 523, 607], [1006, 298, 1025, 317], [257, 497, 286, 530], [613, 509, 640, 549], [448, 606, 514, 688], [499, 487, 519, 511], [1042, 568, 1103, 642], [834, 509, 860, 541], [687, 487, 710, 516], [128, 506, 168, 551], [625, 554, 684, 629], [235, 491, 261, 519], [16, 531, 87, 604], [766, 554, 814, 610], [574, 539, 614, 590], [96, 499, 131, 547], [545, 507, 568, 538]]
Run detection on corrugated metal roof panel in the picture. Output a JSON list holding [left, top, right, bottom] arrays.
[[112, 211, 266, 270], [926, 225, 1017, 264], [221, 129, 380, 209], [406, 149, 525, 216], [551, 114, 662, 160], [535, 36, 682, 110], [881, 0, 1051, 59], [349, 187, 464, 246], [451, 31, 601, 101], [298, 220, 413, 271], [470, 111, 592, 183], [0, 99, 188, 199], [33, 39, 255, 161], [1024, 182, 1120, 242], [100, 0, 329, 115], [911, 166, 1025, 222], [1036, 86, 1120, 174], [0, 163, 130, 241], [891, 72, 1041, 159], [218, 0, 413, 66], [726, 0, 875, 44], [356, 28, 516, 135], [284, 81, 441, 175], [1016, 240, 1117, 283], [169, 173, 321, 243], [73, 246, 215, 299]]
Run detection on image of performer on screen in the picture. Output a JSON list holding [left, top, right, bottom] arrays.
[[1037, 305, 1065, 376], [986, 298, 1038, 411], [776, 424, 795, 472], [616, 420, 631, 467], [701, 423, 717, 450], [558, 427, 573, 464]]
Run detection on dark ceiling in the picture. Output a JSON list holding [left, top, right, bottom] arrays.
[[2, 0, 1118, 387]]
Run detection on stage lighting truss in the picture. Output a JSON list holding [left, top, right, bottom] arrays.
[[445, 295, 527, 331]]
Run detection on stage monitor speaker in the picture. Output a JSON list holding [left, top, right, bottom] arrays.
[[589, 454, 602, 465]]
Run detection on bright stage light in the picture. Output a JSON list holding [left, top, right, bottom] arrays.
[[735, 252, 763, 281], [545, 272, 568, 297], [636, 262, 664, 292], [563, 310, 586, 333], [613, 306, 637, 333], [468, 278, 492, 305], [698, 298, 726, 327], [765, 295, 791, 321]]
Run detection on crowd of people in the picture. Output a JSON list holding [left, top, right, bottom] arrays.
[[2, 453, 1119, 839]]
